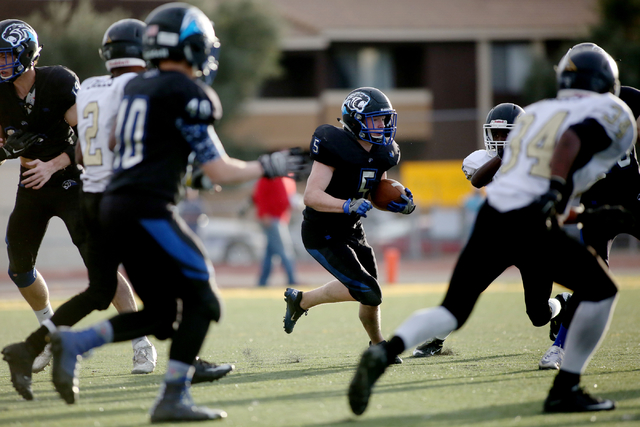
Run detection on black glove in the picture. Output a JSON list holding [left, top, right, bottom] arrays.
[[577, 205, 636, 233], [0, 130, 43, 160], [387, 187, 416, 214], [259, 147, 310, 179], [533, 177, 567, 230], [342, 198, 373, 217]]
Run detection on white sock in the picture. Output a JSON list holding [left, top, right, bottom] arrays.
[[395, 306, 458, 349], [132, 336, 152, 349], [549, 298, 562, 319], [42, 319, 57, 334], [562, 296, 616, 374], [34, 304, 54, 324]]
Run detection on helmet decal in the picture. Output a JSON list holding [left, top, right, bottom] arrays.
[[180, 8, 215, 42], [343, 91, 371, 114], [2, 22, 35, 47]]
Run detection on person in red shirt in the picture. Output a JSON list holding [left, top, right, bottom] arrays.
[[253, 176, 299, 286]]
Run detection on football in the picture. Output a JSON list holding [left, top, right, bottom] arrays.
[[370, 179, 406, 211]]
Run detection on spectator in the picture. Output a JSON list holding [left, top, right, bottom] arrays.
[[253, 176, 299, 286]]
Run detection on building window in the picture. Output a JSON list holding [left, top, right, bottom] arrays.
[[333, 46, 394, 89], [492, 43, 533, 94]]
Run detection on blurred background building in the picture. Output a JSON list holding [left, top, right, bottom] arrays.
[[0, 0, 636, 279]]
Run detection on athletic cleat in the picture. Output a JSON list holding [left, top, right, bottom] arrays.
[[131, 341, 158, 375], [544, 385, 616, 412], [283, 288, 307, 334], [149, 383, 227, 423], [539, 345, 564, 370], [550, 292, 571, 341], [191, 357, 234, 384], [348, 345, 389, 415], [2, 342, 36, 400], [413, 338, 445, 358], [32, 343, 52, 373], [50, 331, 82, 404]]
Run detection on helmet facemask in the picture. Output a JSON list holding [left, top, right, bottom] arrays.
[[483, 121, 513, 156], [355, 109, 397, 145]]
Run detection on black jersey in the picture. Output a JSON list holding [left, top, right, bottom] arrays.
[[580, 146, 640, 208], [0, 66, 78, 162], [303, 124, 400, 228], [107, 69, 224, 204]]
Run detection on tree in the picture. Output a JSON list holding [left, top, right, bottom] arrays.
[[589, 0, 640, 88], [21, 0, 282, 156]]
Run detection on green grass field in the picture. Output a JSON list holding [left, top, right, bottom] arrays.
[[1, 277, 640, 427]]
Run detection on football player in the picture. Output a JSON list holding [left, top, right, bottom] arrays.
[[282, 87, 415, 362], [539, 84, 640, 370], [349, 44, 635, 415], [415, 103, 570, 360], [1, 18, 162, 402], [45, 4, 306, 422], [0, 19, 85, 376]]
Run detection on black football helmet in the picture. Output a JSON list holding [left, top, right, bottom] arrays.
[[99, 19, 146, 72], [142, 2, 220, 84], [0, 19, 42, 83], [483, 103, 524, 154], [556, 42, 620, 96], [341, 87, 397, 145]]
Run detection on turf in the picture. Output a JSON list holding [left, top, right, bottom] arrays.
[[1, 277, 640, 426]]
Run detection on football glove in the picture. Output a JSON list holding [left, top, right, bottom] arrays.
[[259, 147, 310, 179], [387, 187, 416, 214], [343, 198, 373, 217], [0, 130, 43, 160], [532, 177, 567, 231]]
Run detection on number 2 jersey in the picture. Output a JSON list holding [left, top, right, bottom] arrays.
[[107, 69, 224, 204], [487, 90, 637, 213], [303, 124, 400, 229], [76, 72, 137, 193]]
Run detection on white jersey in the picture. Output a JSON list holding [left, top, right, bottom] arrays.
[[76, 72, 137, 193], [462, 149, 496, 180], [487, 89, 636, 213]]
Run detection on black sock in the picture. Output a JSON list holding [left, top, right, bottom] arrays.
[[24, 326, 49, 355], [552, 369, 581, 392], [383, 336, 406, 360]]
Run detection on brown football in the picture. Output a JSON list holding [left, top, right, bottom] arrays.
[[370, 179, 406, 211]]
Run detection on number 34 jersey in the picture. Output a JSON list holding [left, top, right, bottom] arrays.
[[76, 72, 137, 193], [487, 90, 637, 213], [107, 69, 225, 203]]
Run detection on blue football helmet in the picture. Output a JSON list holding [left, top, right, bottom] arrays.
[[341, 87, 397, 146], [142, 2, 220, 84], [0, 19, 42, 83]]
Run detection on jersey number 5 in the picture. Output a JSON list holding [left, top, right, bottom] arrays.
[[114, 96, 147, 170]]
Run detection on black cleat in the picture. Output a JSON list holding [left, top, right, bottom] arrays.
[[544, 385, 616, 413], [50, 331, 82, 404], [283, 288, 307, 334], [191, 357, 234, 384], [550, 292, 571, 341], [2, 342, 36, 400], [348, 345, 389, 415], [413, 338, 445, 358], [149, 383, 227, 423]]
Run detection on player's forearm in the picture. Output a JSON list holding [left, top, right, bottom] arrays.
[[303, 189, 345, 213], [49, 152, 72, 171]]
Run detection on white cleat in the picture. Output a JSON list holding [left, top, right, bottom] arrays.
[[132, 341, 158, 374], [32, 343, 52, 373], [539, 345, 564, 370]]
